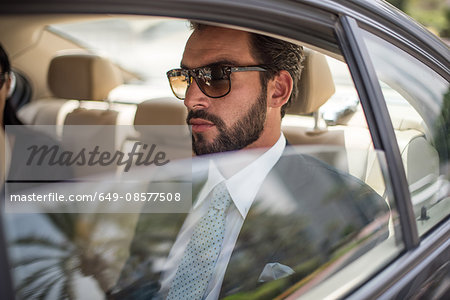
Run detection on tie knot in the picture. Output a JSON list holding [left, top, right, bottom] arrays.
[[210, 182, 231, 211]]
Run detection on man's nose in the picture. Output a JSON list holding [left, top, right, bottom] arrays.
[[183, 79, 210, 110]]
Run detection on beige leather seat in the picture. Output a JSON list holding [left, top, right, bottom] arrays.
[[51, 53, 123, 127], [128, 97, 191, 160], [23, 53, 124, 177], [48, 53, 122, 102], [282, 49, 343, 146], [285, 49, 336, 117], [56, 54, 123, 176], [134, 97, 187, 126], [281, 49, 351, 170], [18, 53, 123, 132]]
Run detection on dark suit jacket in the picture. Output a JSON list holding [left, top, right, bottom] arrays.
[[218, 150, 387, 298], [110, 147, 389, 299]]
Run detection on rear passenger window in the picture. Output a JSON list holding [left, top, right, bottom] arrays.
[[362, 30, 450, 236]]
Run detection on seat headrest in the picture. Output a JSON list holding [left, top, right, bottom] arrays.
[[286, 49, 335, 115], [134, 97, 187, 127], [48, 54, 123, 101]]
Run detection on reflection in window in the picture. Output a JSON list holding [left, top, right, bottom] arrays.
[[4, 148, 401, 299]]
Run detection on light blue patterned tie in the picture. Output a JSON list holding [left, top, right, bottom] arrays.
[[167, 182, 232, 300]]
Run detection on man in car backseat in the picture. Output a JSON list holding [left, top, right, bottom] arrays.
[[112, 24, 389, 300]]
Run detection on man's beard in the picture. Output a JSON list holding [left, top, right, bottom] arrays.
[[187, 89, 267, 155]]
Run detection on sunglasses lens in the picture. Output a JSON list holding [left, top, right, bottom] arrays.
[[167, 70, 189, 99], [196, 66, 230, 98], [167, 66, 231, 99]]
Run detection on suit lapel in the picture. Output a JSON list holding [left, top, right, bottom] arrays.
[[219, 151, 304, 297]]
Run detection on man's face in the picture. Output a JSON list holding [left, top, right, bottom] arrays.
[[181, 27, 268, 155]]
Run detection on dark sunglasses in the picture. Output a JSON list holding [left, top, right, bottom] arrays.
[[166, 64, 267, 100], [0, 72, 7, 90]]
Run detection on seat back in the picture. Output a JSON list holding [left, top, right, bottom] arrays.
[[134, 97, 187, 126], [285, 48, 336, 116], [46, 54, 123, 176], [48, 53, 122, 101], [282, 49, 345, 167], [19, 53, 123, 128], [130, 97, 191, 160], [282, 48, 339, 147]]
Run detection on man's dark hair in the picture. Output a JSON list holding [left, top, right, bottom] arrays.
[[0, 43, 11, 74], [190, 23, 305, 118]]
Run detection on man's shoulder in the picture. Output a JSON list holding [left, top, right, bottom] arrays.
[[271, 147, 350, 184], [267, 146, 383, 206]]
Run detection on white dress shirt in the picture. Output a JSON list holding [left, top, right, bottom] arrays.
[[159, 134, 286, 299]]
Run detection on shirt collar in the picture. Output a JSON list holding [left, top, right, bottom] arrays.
[[194, 134, 286, 217]]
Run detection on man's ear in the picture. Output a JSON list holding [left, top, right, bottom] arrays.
[[268, 70, 293, 108]]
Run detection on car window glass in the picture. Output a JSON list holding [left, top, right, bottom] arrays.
[[2, 17, 405, 299], [361, 30, 450, 236]]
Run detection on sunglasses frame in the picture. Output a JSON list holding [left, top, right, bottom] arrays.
[[167, 65, 267, 100]]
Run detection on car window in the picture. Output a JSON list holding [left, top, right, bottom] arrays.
[[3, 16, 407, 299], [361, 29, 450, 236]]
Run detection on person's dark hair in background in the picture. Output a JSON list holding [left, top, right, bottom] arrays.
[[3, 101, 23, 127], [0, 43, 24, 128], [0, 43, 12, 129], [0, 42, 73, 190], [0, 43, 11, 75], [190, 23, 304, 118]]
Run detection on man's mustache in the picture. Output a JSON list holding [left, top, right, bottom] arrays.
[[186, 110, 226, 128]]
